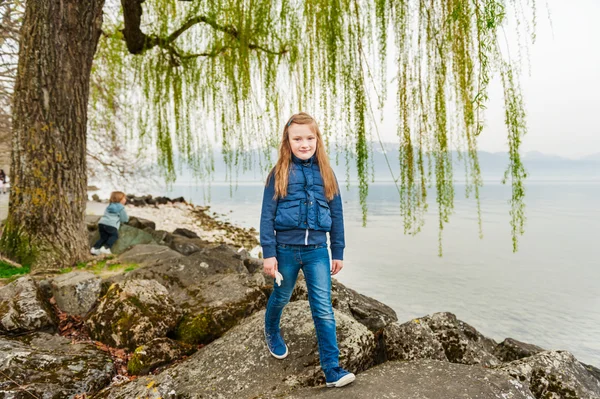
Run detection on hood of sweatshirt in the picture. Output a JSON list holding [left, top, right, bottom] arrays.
[[106, 202, 124, 214]]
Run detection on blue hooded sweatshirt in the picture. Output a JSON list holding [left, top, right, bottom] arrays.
[[98, 202, 129, 229]]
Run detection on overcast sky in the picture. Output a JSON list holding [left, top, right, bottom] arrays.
[[376, 0, 600, 159]]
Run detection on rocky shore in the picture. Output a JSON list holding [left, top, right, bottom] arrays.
[[0, 197, 599, 398]]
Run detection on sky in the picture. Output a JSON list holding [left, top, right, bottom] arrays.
[[376, 0, 600, 159]]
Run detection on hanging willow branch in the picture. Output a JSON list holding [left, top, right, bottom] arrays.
[[90, 0, 536, 253]]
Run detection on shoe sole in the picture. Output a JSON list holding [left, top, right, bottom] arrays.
[[326, 373, 355, 388], [264, 331, 289, 359], [268, 345, 289, 359]]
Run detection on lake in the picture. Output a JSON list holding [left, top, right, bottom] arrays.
[[162, 180, 600, 366]]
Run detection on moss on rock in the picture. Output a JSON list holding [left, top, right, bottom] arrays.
[[85, 280, 181, 351]]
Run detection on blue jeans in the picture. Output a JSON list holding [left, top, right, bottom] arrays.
[[93, 224, 119, 249], [264, 243, 339, 370]]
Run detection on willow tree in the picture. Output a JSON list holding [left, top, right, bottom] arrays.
[[1, 0, 535, 271]]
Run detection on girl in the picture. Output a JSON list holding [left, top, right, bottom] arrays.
[[91, 191, 129, 255], [260, 112, 355, 388]]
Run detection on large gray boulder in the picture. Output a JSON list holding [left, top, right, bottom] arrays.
[[383, 312, 500, 367], [0, 276, 56, 334], [290, 275, 398, 333], [108, 244, 267, 345], [97, 301, 377, 398], [423, 312, 500, 366], [117, 244, 183, 266], [383, 318, 447, 362], [88, 224, 157, 254], [287, 359, 536, 399], [126, 216, 156, 230], [49, 271, 101, 316], [173, 272, 267, 344], [498, 350, 600, 399], [167, 235, 208, 255], [0, 332, 113, 398], [86, 279, 181, 351], [493, 337, 545, 362]]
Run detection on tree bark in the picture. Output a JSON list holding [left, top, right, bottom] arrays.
[[0, 0, 104, 272]]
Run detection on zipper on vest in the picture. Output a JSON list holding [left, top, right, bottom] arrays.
[[305, 228, 309, 245]]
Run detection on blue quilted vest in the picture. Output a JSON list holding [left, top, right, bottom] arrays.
[[274, 154, 332, 232]]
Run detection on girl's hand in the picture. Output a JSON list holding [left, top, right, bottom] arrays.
[[331, 259, 343, 275], [263, 257, 278, 278]]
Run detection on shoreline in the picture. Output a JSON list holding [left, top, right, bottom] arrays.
[[88, 197, 262, 257]]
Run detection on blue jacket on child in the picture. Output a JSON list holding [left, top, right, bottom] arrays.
[[98, 202, 129, 230], [260, 154, 345, 260]]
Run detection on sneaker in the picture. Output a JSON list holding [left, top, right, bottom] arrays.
[[324, 367, 355, 388], [90, 247, 100, 255], [264, 329, 288, 359], [99, 247, 112, 255]]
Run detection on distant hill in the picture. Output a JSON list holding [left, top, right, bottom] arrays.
[[174, 143, 600, 183], [582, 153, 600, 161]]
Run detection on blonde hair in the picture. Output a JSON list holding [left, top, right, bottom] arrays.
[[109, 191, 126, 203], [267, 112, 339, 200]]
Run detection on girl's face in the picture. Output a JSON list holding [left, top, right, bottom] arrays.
[[288, 124, 317, 160], [120, 196, 127, 205]]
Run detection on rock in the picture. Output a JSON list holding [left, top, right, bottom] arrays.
[[171, 196, 186, 203], [167, 235, 207, 255], [173, 272, 267, 345], [86, 214, 101, 231], [130, 196, 148, 207], [97, 301, 376, 398], [88, 224, 157, 254], [144, 228, 172, 245], [106, 244, 251, 293], [92, 193, 101, 202], [422, 312, 500, 367], [0, 332, 113, 398], [330, 279, 397, 332], [173, 227, 199, 238], [287, 359, 535, 399], [498, 350, 600, 399], [36, 278, 53, 300], [582, 362, 600, 382], [383, 319, 447, 362], [0, 276, 56, 334], [107, 245, 267, 345], [127, 337, 195, 375], [86, 279, 181, 351], [494, 337, 545, 362], [290, 275, 397, 332], [126, 216, 156, 230], [244, 256, 264, 274], [50, 271, 101, 316], [118, 244, 183, 266], [154, 196, 170, 205]]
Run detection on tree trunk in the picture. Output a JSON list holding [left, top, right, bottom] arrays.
[[0, 0, 104, 272]]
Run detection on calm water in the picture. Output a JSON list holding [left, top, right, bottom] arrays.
[[163, 180, 600, 366]]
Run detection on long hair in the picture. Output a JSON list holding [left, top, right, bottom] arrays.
[[267, 112, 339, 200]]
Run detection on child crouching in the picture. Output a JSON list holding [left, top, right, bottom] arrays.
[[91, 191, 129, 255]]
